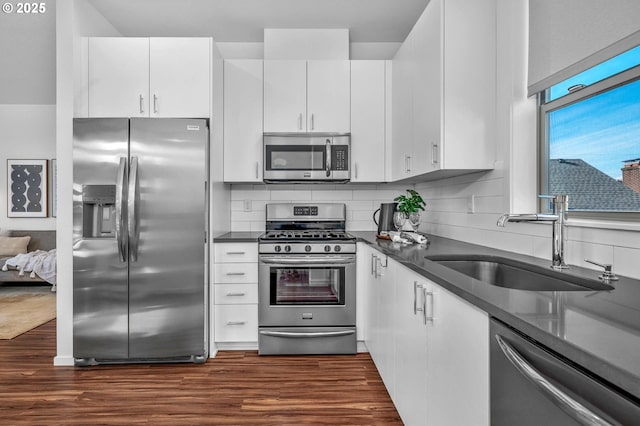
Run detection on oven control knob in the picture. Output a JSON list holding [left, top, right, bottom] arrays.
[[274, 245, 281, 253], [305, 245, 312, 252], [284, 245, 292, 253], [334, 245, 341, 252], [324, 245, 331, 252]]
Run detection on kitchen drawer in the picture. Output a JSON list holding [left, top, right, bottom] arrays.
[[214, 243, 258, 263], [214, 304, 258, 342], [214, 263, 258, 283], [214, 283, 258, 304]]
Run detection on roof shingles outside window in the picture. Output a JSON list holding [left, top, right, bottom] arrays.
[[549, 159, 640, 211]]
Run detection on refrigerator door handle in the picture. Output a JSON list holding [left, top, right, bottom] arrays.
[[128, 156, 140, 262], [115, 157, 128, 263]]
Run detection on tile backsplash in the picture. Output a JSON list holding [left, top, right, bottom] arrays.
[[230, 183, 413, 232]]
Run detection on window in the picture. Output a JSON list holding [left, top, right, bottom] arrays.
[[540, 47, 640, 218]]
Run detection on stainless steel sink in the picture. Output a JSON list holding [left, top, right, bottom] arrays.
[[425, 255, 613, 291]]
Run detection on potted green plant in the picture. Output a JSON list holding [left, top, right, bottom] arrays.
[[394, 189, 426, 231]]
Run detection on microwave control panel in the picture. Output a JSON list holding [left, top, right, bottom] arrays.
[[332, 146, 349, 171]]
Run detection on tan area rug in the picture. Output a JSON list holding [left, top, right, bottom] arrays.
[[0, 289, 56, 339]]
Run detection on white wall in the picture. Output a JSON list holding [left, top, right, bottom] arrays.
[[230, 183, 413, 232], [0, 0, 56, 105], [415, 0, 640, 280], [216, 41, 401, 60], [0, 0, 57, 232], [0, 105, 57, 231]]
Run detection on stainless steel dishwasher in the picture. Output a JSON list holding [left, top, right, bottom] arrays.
[[491, 318, 640, 425]]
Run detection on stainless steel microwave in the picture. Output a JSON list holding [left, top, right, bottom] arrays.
[[263, 133, 350, 183]]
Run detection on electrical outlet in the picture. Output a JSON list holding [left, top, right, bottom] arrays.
[[243, 200, 252, 212], [467, 195, 475, 214]]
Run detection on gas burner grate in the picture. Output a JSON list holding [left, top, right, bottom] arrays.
[[261, 230, 355, 241]]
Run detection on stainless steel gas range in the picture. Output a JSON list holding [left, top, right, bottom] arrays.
[[258, 203, 357, 355]]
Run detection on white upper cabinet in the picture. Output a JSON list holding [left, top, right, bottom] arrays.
[[391, 0, 496, 181], [149, 38, 210, 118], [88, 37, 210, 118], [89, 38, 149, 117], [264, 60, 350, 133], [263, 60, 307, 132], [223, 60, 264, 182], [306, 61, 350, 133], [350, 60, 387, 182]]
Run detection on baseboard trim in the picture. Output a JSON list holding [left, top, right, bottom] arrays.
[[53, 355, 74, 366]]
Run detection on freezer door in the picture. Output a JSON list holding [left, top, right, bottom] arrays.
[[128, 118, 208, 359], [73, 118, 130, 360]]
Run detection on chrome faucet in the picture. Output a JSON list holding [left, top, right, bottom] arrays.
[[497, 195, 569, 270]]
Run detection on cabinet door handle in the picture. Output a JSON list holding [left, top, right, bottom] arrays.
[[226, 272, 246, 276], [225, 292, 246, 297], [298, 113, 303, 130], [226, 321, 246, 326], [139, 94, 144, 114], [255, 162, 259, 179], [354, 162, 358, 179], [226, 251, 246, 255], [371, 254, 377, 276], [414, 281, 425, 314], [424, 289, 434, 323], [311, 113, 315, 130], [153, 94, 158, 114], [432, 143, 439, 165]]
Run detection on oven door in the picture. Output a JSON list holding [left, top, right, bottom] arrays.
[[258, 254, 356, 327], [263, 134, 350, 182]]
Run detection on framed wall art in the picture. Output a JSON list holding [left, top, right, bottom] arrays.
[[49, 158, 57, 217], [7, 159, 48, 218]]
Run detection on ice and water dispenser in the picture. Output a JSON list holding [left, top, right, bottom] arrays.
[[82, 185, 117, 238]]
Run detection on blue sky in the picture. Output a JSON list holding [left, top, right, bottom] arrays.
[[549, 47, 640, 180]]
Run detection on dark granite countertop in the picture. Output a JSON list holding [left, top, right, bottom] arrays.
[[212, 231, 263, 243], [211, 230, 640, 399], [352, 231, 640, 400]]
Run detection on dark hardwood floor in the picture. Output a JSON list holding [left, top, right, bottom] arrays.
[[0, 320, 402, 425]]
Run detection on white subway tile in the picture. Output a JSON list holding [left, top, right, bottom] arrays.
[[311, 190, 354, 200], [613, 246, 640, 280], [270, 190, 312, 201], [231, 221, 251, 232], [231, 189, 270, 201]]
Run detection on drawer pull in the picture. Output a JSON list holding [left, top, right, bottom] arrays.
[[226, 251, 246, 255], [226, 272, 245, 276], [226, 321, 246, 326], [226, 292, 246, 297]]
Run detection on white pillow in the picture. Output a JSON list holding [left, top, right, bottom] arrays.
[[0, 236, 31, 257]]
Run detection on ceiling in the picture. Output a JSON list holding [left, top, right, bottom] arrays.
[[87, 0, 430, 42]]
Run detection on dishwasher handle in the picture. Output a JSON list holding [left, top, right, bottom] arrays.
[[495, 335, 613, 426]]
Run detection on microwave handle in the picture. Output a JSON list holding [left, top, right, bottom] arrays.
[[326, 139, 331, 177]]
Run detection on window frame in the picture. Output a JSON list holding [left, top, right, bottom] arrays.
[[538, 64, 640, 221]]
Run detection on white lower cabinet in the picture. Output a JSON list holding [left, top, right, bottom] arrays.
[[214, 305, 258, 342], [213, 243, 259, 348], [361, 247, 489, 425], [394, 264, 428, 425]]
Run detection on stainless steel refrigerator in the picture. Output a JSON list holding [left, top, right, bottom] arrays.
[[73, 118, 209, 365]]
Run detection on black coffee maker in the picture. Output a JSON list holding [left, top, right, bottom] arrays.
[[373, 202, 398, 234]]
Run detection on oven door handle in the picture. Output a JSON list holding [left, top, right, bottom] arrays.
[[260, 330, 355, 338], [259, 256, 355, 265]]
